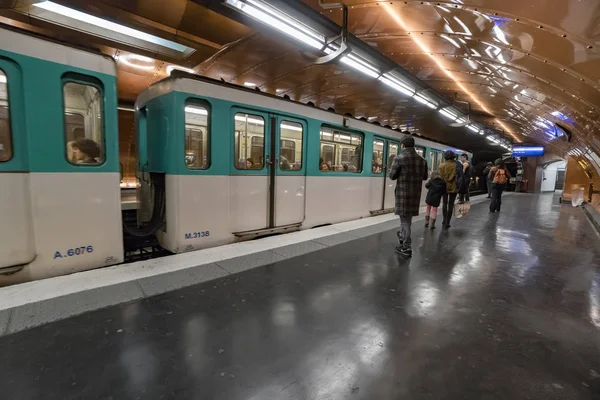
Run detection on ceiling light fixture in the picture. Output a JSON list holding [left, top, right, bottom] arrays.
[[378, 75, 416, 97], [33, 1, 194, 58], [439, 107, 458, 120], [225, 0, 325, 50]]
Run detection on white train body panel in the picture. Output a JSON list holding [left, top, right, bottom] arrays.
[[0, 173, 35, 268], [0, 173, 124, 285]]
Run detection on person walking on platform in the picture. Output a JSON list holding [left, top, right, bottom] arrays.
[[458, 153, 472, 203], [424, 170, 445, 230], [488, 158, 511, 213], [439, 150, 460, 228], [483, 162, 493, 198], [389, 136, 428, 257]]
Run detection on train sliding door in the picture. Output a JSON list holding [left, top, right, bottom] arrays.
[[383, 140, 400, 209], [230, 108, 306, 235], [370, 137, 399, 213]]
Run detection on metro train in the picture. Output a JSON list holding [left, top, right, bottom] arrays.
[[0, 26, 471, 285]]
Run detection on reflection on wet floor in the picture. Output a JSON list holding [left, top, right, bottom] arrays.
[[1, 194, 600, 399]]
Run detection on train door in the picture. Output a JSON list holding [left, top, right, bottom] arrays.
[[0, 62, 35, 272], [230, 108, 306, 235], [383, 140, 400, 209], [274, 116, 306, 226], [369, 137, 399, 213]]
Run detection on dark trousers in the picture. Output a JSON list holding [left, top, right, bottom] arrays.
[[442, 192, 457, 225], [490, 184, 505, 212], [459, 178, 471, 203]]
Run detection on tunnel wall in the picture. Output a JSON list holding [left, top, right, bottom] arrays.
[[563, 157, 600, 212]]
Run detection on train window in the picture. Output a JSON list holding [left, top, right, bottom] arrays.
[[429, 151, 436, 174], [184, 102, 209, 169], [63, 81, 104, 165], [415, 146, 425, 157], [234, 113, 264, 170], [388, 142, 399, 168], [319, 126, 363, 172], [372, 140, 384, 174], [0, 70, 12, 162], [279, 121, 302, 170], [437, 152, 443, 169]]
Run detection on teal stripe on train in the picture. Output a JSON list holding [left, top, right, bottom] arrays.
[[0, 49, 119, 173], [142, 90, 450, 177]]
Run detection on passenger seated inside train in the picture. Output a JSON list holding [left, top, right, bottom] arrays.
[[246, 158, 254, 169], [70, 138, 101, 164], [319, 158, 330, 171]]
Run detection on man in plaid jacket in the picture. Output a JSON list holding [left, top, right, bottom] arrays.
[[389, 136, 428, 257]]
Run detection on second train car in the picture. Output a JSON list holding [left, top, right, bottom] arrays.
[[134, 71, 471, 254]]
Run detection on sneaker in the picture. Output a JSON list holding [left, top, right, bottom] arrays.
[[397, 231, 404, 245], [395, 246, 412, 257]]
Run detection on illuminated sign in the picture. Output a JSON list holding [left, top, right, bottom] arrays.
[[512, 146, 544, 157]]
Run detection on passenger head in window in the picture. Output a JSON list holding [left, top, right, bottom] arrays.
[[319, 158, 329, 171], [246, 158, 254, 169], [71, 138, 100, 164]]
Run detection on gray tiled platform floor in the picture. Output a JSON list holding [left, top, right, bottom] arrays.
[[1, 194, 600, 399]]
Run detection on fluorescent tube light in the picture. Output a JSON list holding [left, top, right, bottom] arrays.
[[0, 75, 5, 84], [439, 108, 458, 120], [414, 94, 437, 109], [467, 124, 480, 133], [378, 76, 415, 97], [340, 56, 380, 79], [33, 1, 194, 57], [224, 0, 324, 50]]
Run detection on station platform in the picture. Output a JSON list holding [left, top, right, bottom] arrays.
[[1, 193, 600, 399]]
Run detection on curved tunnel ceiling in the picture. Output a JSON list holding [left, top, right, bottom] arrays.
[[0, 0, 599, 162], [300, 0, 600, 160]]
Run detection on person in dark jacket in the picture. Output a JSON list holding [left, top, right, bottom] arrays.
[[424, 170, 445, 230], [458, 153, 472, 203], [389, 136, 428, 257], [439, 150, 459, 228], [483, 161, 493, 198]]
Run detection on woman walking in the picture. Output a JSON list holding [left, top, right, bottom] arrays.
[[488, 159, 511, 213], [424, 170, 446, 229]]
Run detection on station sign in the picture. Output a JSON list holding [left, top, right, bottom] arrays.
[[512, 146, 544, 157]]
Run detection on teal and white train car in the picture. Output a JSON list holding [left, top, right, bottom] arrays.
[[0, 27, 122, 285], [136, 73, 470, 254]]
